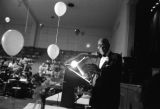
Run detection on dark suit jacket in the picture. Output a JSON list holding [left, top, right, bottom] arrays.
[[90, 51, 122, 109]]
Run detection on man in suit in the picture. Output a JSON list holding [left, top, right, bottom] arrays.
[[89, 38, 122, 109]]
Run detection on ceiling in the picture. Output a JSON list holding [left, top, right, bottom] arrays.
[[0, 0, 122, 30]]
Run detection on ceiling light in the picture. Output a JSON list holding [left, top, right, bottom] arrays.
[[74, 28, 80, 35], [39, 23, 44, 28], [5, 17, 10, 23], [153, 6, 156, 9], [86, 43, 91, 48]]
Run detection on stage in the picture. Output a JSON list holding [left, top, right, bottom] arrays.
[[23, 92, 90, 109]]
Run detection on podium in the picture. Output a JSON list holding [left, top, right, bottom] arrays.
[[61, 67, 91, 108]]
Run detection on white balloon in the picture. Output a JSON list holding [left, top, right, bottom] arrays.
[[47, 44, 60, 60], [54, 2, 67, 17], [1, 29, 24, 56]]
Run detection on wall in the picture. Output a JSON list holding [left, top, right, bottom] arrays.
[[111, 0, 129, 56], [0, 23, 111, 52], [36, 26, 111, 52], [111, 0, 135, 57]]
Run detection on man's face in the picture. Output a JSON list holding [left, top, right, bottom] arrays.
[[97, 39, 109, 56]]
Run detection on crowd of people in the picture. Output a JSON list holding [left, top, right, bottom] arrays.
[[0, 57, 65, 99], [38, 60, 65, 82], [0, 57, 33, 83], [0, 57, 33, 98]]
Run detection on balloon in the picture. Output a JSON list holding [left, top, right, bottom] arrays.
[[47, 44, 60, 60], [54, 2, 67, 17], [1, 29, 24, 56]]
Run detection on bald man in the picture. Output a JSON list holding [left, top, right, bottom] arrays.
[[89, 38, 122, 109]]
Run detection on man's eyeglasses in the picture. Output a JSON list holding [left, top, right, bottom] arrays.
[[97, 44, 104, 49]]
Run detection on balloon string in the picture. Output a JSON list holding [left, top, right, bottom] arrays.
[[25, 7, 29, 33], [55, 17, 60, 44]]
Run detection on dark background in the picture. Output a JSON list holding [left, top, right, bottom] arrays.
[[123, 0, 160, 84]]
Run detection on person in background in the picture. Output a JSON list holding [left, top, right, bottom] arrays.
[[89, 38, 122, 109], [38, 62, 47, 76]]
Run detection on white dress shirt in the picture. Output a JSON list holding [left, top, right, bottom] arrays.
[[99, 56, 109, 69]]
